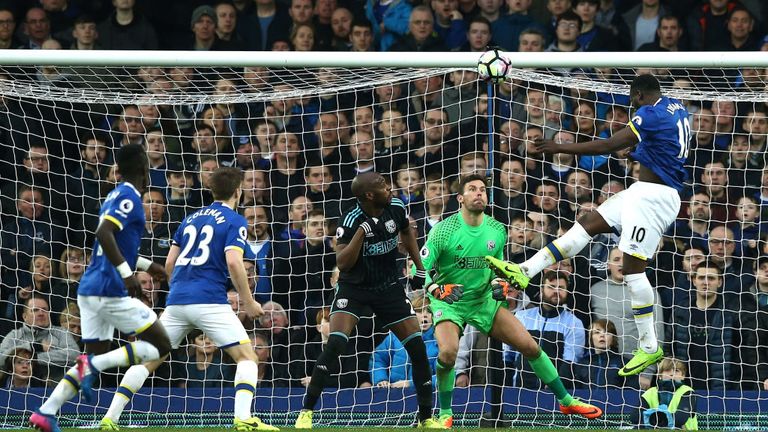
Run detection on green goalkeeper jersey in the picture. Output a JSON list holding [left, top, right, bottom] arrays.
[[418, 213, 507, 302]]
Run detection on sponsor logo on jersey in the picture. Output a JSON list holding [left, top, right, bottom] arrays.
[[336, 298, 348, 309], [487, 240, 496, 251], [363, 237, 398, 256], [454, 256, 487, 269], [385, 220, 397, 233]]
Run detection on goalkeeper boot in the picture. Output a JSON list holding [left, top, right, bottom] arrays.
[[294, 410, 313, 429], [559, 398, 603, 420], [438, 414, 453, 428], [30, 411, 61, 432], [233, 417, 279, 431], [99, 418, 120, 431], [619, 347, 664, 377], [417, 417, 447, 429], [77, 354, 97, 403], [484, 256, 530, 290]]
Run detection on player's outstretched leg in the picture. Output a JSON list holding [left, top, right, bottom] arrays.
[[619, 258, 663, 376], [485, 220, 599, 288], [488, 308, 603, 420]]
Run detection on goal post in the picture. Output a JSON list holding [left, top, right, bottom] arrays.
[[0, 50, 767, 430]]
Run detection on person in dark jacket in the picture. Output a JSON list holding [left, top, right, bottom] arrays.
[[561, 319, 639, 390], [391, 6, 446, 51]]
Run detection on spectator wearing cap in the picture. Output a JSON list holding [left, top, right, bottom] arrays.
[[97, 0, 158, 50], [215, 1, 246, 50], [391, 6, 446, 51], [0, 8, 21, 49], [687, 0, 739, 51], [238, 0, 291, 51], [638, 15, 684, 51], [574, 0, 618, 51], [711, 6, 760, 51], [190, 5, 234, 50], [365, 0, 413, 51], [620, 0, 667, 51]]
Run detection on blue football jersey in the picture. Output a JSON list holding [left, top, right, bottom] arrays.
[[79, 182, 145, 297], [629, 96, 690, 191], [166, 202, 255, 306]]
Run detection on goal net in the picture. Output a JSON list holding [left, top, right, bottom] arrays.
[[0, 51, 766, 430]]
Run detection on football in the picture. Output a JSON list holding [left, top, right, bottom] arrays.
[[477, 48, 511, 84]]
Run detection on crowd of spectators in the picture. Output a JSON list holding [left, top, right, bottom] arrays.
[[0, 0, 767, 398]]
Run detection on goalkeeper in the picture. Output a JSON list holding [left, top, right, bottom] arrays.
[[417, 175, 603, 427]]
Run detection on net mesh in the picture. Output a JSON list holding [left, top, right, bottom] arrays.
[[0, 63, 766, 429]]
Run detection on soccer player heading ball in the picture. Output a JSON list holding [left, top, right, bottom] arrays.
[[487, 73, 688, 377], [418, 174, 603, 426]]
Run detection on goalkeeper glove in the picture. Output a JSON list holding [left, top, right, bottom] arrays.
[[359, 217, 381, 237], [428, 283, 463, 304], [410, 269, 426, 291], [491, 278, 514, 301]]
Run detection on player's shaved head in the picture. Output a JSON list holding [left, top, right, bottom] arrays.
[[350, 171, 383, 200], [209, 166, 243, 200], [116, 143, 148, 178], [630, 74, 661, 95]]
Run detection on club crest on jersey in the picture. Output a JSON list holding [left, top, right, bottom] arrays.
[[336, 298, 348, 309], [487, 240, 496, 251], [385, 220, 397, 233]]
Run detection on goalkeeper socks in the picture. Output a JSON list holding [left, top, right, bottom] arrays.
[[234, 360, 259, 420], [105, 365, 150, 421], [402, 333, 433, 422], [435, 358, 455, 416], [527, 349, 573, 406], [304, 332, 348, 410], [91, 341, 160, 371], [626, 272, 659, 353], [39, 367, 80, 415], [522, 223, 592, 278]]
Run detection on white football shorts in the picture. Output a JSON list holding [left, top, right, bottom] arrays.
[[596, 181, 681, 261], [78, 295, 158, 343], [160, 304, 250, 350]]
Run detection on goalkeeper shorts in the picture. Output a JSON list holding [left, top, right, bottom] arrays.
[[430, 289, 504, 335]]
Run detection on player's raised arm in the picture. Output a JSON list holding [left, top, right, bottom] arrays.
[[96, 218, 141, 298], [534, 126, 639, 156]]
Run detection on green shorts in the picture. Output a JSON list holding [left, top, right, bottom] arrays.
[[429, 289, 505, 335]]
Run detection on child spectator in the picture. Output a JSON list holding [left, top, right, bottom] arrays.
[[730, 195, 763, 259], [632, 358, 698, 430], [175, 331, 233, 388], [394, 165, 424, 207], [561, 319, 638, 390], [0, 347, 40, 389]]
